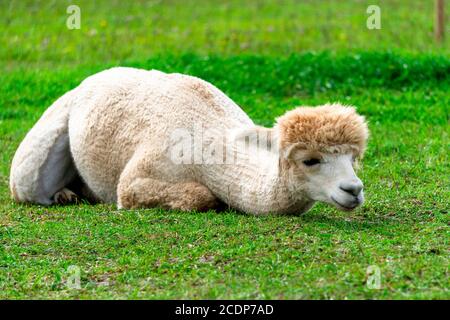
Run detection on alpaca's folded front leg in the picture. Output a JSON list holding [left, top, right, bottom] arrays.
[[117, 149, 218, 211], [117, 177, 218, 211]]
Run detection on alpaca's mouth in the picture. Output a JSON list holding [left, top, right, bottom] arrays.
[[331, 196, 360, 211]]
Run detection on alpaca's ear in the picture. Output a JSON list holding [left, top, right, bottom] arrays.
[[281, 143, 303, 160]]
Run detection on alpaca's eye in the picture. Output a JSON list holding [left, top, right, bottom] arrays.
[[303, 158, 321, 166]]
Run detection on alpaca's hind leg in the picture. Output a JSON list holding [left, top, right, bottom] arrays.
[[52, 175, 100, 205], [10, 89, 78, 205], [53, 188, 79, 204], [11, 132, 78, 205], [59, 174, 99, 204]]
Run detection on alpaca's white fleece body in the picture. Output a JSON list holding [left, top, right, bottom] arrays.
[[10, 67, 368, 214], [11, 67, 309, 214]]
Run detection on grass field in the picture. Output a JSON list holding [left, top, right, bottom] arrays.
[[0, 0, 449, 299]]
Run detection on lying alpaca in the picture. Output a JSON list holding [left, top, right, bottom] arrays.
[[10, 67, 368, 215]]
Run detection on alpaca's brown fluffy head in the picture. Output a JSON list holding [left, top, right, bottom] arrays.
[[276, 103, 369, 158], [276, 103, 369, 212]]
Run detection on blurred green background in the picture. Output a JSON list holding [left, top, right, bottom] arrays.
[[1, 0, 448, 67]]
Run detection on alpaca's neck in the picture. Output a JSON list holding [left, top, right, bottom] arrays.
[[194, 126, 313, 215]]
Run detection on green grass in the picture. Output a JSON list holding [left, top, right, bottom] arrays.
[[0, 0, 449, 299]]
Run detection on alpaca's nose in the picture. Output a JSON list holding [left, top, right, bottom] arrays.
[[339, 180, 363, 197]]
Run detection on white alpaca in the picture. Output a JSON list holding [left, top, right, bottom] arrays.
[[10, 67, 369, 215]]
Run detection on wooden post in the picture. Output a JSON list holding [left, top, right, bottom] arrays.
[[435, 0, 445, 42]]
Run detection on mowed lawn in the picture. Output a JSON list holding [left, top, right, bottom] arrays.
[[0, 0, 449, 299]]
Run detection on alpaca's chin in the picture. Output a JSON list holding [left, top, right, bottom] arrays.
[[329, 195, 363, 211]]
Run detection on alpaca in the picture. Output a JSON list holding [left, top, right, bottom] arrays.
[[9, 67, 369, 215]]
